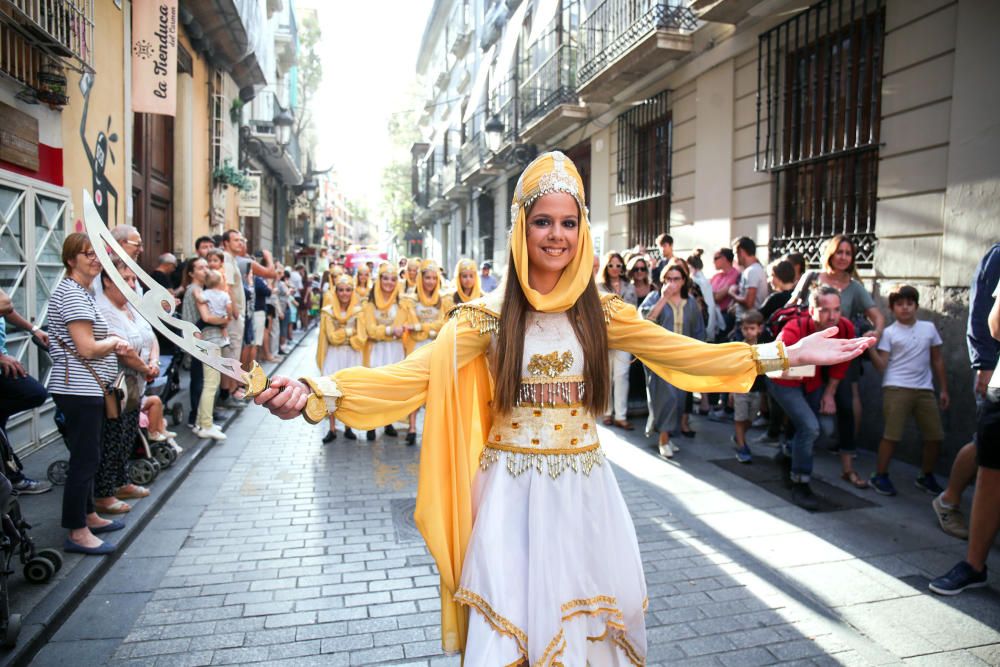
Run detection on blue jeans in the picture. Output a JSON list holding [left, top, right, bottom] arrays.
[[766, 380, 835, 483]]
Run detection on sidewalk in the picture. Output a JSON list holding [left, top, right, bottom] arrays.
[[0, 325, 316, 667], [23, 331, 1000, 665]]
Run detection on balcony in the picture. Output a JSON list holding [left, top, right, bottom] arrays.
[[0, 0, 94, 70], [691, 0, 765, 24], [245, 90, 302, 185], [485, 76, 519, 164], [448, 1, 472, 58], [577, 0, 697, 103], [274, 2, 298, 74], [442, 160, 468, 199], [519, 44, 587, 144], [429, 172, 449, 212], [458, 134, 500, 186], [180, 0, 266, 98]]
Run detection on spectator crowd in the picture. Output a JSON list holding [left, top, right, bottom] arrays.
[[0, 228, 996, 597]]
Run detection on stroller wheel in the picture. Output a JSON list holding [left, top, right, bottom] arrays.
[[150, 459, 162, 476], [46, 460, 69, 486], [128, 459, 157, 486], [2, 613, 20, 648], [152, 443, 177, 469], [35, 549, 63, 573], [23, 557, 54, 584], [169, 402, 185, 426]]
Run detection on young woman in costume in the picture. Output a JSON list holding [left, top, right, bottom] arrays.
[[401, 257, 421, 296], [445, 258, 483, 308], [358, 262, 416, 442], [402, 259, 448, 446], [317, 274, 366, 443], [353, 263, 372, 301], [255, 152, 874, 665]]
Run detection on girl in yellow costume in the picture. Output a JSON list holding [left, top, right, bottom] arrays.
[[255, 152, 874, 666], [403, 259, 448, 446], [401, 257, 421, 296], [359, 262, 416, 442], [353, 263, 372, 301], [444, 258, 483, 309], [317, 274, 366, 443]]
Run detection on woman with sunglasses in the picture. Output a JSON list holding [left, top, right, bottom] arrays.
[[597, 252, 636, 430], [626, 255, 653, 305], [47, 234, 131, 555]]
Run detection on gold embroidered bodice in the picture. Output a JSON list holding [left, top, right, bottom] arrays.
[[482, 311, 603, 479], [373, 303, 398, 327]]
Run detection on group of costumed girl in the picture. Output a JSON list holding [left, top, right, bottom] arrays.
[[259, 152, 872, 666], [317, 255, 483, 446]]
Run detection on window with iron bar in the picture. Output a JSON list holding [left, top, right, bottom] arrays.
[[616, 90, 671, 249], [757, 0, 884, 268]]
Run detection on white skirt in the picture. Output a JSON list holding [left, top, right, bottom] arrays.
[[369, 340, 405, 368], [457, 456, 648, 666], [321, 344, 362, 377]]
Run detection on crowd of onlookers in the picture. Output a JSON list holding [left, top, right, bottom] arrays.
[[0, 227, 995, 594]]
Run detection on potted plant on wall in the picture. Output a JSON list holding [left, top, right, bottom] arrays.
[[213, 160, 253, 191], [230, 99, 244, 125]]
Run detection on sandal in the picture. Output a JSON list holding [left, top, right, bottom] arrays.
[[613, 419, 634, 431], [842, 471, 869, 489], [116, 484, 150, 499], [602, 417, 613, 426], [95, 499, 131, 514]]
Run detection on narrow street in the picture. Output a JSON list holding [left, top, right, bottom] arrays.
[[31, 329, 1000, 666]]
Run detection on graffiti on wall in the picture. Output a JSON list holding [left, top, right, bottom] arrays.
[[79, 72, 119, 226]]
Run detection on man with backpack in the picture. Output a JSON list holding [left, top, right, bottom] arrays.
[[768, 285, 868, 510]]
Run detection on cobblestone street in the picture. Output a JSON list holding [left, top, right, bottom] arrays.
[[31, 330, 1000, 666]]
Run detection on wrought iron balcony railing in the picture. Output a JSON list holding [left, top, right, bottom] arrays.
[[520, 43, 578, 128], [2, 0, 94, 69], [578, 0, 697, 86]]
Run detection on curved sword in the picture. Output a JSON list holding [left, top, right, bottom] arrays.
[[81, 189, 271, 398]]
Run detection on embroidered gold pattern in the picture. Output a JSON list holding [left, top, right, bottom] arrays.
[[527, 351, 575, 378], [516, 380, 586, 407], [480, 445, 604, 479], [455, 587, 646, 667], [602, 295, 627, 324], [449, 304, 500, 336]]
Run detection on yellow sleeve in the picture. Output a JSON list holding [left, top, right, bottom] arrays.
[[606, 296, 759, 393], [398, 298, 419, 355], [426, 303, 447, 340], [302, 316, 490, 429], [349, 312, 367, 352], [316, 310, 329, 370]]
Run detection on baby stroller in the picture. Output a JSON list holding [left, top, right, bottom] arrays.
[[46, 409, 171, 488], [147, 353, 185, 427], [0, 428, 63, 648]]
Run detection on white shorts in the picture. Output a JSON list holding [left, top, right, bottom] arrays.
[[252, 311, 267, 346]]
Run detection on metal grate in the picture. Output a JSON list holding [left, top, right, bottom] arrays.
[[757, 0, 885, 267], [617, 90, 671, 248], [579, 0, 697, 86], [756, 0, 884, 171]]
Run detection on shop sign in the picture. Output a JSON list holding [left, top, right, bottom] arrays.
[[0, 102, 39, 171], [132, 0, 178, 116], [238, 174, 262, 217]]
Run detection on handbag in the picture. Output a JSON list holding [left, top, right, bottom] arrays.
[[54, 336, 125, 419]]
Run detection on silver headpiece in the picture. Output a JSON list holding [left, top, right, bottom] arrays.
[[510, 151, 587, 223]]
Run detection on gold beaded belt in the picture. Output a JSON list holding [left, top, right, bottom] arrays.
[[481, 404, 603, 479]]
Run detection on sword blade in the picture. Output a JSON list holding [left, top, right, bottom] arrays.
[[81, 189, 248, 386]]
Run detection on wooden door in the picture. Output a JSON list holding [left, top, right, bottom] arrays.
[[132, 112, 174, 273]]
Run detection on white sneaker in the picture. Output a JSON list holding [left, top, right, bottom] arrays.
[[168, 438, 183, 455], [161, 429, 178, 438], [148, 432, 168, 442], [658, 441, 674, 458], [194, 425, 227, 441]]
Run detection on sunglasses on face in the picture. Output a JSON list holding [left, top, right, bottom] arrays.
[[632, 266, 648, 272], [608, 263, 624, 269]]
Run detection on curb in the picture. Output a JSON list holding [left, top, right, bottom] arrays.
[[0, 325, 316, 667]]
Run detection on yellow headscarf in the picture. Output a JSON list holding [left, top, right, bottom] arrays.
[[330, 273, 358, 321], [509, 151, 593, 313], [405, 257, 421, 290], [451, 258, 482, 303], [373, 262, 399, 311], [416, 259, 442, 307], [355, 266, 372, 298]]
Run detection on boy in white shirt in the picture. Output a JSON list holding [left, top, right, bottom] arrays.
[[869, 284, 950, 496]]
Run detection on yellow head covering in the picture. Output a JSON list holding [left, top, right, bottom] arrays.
[[405, 257, 421, 289], [451, 258, 482, 303], [416, 259, 441, 307], [509, 151, 593, 313], [330, 273, 358, 321], [373, 262, 399, 311]]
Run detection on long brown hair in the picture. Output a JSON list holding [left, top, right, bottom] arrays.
[[821, 234, 859, 279], [492, 250, 609, 416]]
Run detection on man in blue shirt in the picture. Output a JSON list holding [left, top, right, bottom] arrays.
[[0, 288, 52, 494], [479, 261, 498, 293]]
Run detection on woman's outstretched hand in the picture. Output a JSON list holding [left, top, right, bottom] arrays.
[[253, 375, 310, 420], [786, 327, 877, 368]]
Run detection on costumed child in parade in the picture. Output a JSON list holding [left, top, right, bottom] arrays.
[[354, 263, 372, 301], [358, 262, 416, 442], [444, 258, 483, 309], [254, 152, 874, 666], [317, 274, 366, 443], [401, 257, 421, 296], [403, 259, 448, 446]]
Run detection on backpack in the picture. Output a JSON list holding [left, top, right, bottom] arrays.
[[764, 303, 808, 342]]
